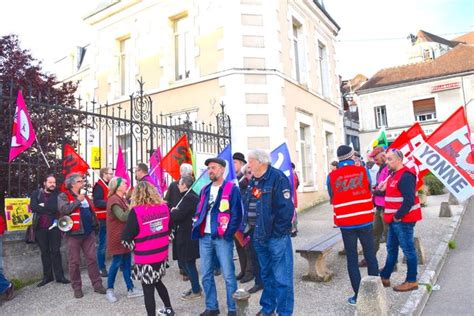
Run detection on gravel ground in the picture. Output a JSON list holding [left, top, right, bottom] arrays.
[[1, 193, 457, 315]]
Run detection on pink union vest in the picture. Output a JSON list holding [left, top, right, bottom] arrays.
[[133, 204, 170, 265]]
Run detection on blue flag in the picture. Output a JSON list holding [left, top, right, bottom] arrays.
[[270, 143, 294, 193]]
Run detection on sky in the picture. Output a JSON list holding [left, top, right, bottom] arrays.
[[1, 0, 473, 79]]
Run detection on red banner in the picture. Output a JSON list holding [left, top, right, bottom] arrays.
[[9, 91, 37, 162], [160, 135, 192, 181], [63, 144, 90, 177], [388, 123, 429, 189], [413, 107, 474, 201]]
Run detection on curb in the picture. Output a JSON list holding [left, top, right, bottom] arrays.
[[398, 197, 472, 316]]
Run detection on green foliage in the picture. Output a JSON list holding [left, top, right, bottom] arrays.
[[424, 173, 445, 195], [448, 240, 457, 249], [10, 277, 41, 290]]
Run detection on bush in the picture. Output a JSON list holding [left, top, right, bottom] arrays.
[[423, 173, 445, 195]]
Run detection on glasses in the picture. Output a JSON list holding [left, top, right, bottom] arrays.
[[75, 180, 84, 183]]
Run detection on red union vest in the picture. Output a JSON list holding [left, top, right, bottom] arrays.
[[93, 180, 109, 220], [133, 204, 170, 265], [384, 167, 422, 224], [329, 165, 374, 227], [195, 181, 233, 238], [64, 191, 95, 232]]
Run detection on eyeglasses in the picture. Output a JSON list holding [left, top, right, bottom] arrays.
[[75, 180, 84, 183]]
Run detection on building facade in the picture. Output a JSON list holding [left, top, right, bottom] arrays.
[[55, 0, 343, 208], [357, 44, 474, 155]]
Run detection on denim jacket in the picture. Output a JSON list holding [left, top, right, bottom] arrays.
[[243, 166, 294, 241], [191, 180, 243, 241]]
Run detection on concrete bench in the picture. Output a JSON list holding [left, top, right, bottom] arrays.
[[296, 230, 342, 282]]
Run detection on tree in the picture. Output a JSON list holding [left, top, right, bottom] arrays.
[[0, 34, 82, 212]]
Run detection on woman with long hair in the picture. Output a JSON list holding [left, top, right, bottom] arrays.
[[122, 181, 174, 316], [105, 177, 143, 302]]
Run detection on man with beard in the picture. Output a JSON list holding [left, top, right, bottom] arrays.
[[192, 157, 243, 316], [30, 174, 70, 287]]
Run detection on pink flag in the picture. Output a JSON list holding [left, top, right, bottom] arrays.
[[114, 145, 131, 188], [149, 146, 168, 195], [9, 90, 37, 162]]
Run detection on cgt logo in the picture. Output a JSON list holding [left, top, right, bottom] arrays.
[[334, 172, 364, 193], [434, 125, 474, 175]]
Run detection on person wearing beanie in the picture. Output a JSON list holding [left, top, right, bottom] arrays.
[[327, 145, 378, 306]]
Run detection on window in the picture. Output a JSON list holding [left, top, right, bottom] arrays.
[[292, 20, 302, 82], [299, 124, 314, 186], [318, 41, 329, 97], [119, 38, 131, 95], [374, 105, 387, 128], [174, 16, 192, 81], [413, 98, 436, 122], [325, 131, 335, 172], [117, 134, 131, 168]]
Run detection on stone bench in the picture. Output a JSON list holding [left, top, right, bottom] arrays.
[[296, 230, 342, 282]]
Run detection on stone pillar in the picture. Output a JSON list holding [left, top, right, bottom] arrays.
[[439, 202, 453, 217], [448, 193, 459, 205], [402, 237, 426, 265], [233, 289, 251, 316], [356, 276, 388, 316]]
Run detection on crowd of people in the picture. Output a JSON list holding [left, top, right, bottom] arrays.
[[0, 145, 423, 315]]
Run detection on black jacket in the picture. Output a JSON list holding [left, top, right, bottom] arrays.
[[171, 190, 200, 261], [29, 189, 60, 230]]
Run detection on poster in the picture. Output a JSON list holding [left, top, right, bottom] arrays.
[[90, 146, 101, 169], [4, 198, 32, 231]]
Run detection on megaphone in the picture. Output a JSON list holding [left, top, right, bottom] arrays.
[[58, 216, 73, 232]]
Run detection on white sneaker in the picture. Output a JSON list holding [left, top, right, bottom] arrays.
[[127, 287, 143, 298], [106, 288, 118, 303]]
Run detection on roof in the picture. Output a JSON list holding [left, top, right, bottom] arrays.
[[416, 30, 459, 48], [453, 31, 474, 44], [358, 44, 474, 92], [312, 1, 340, 31]]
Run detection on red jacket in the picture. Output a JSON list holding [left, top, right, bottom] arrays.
[[329, 165, 374, 227], [0, 215, 6, 235], [92, 180, 109, 220], [384, 167, 422, 224], [64, 191, 96, 232]]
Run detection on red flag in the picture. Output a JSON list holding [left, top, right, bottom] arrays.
[[63, 144, 90, 177], [161, 135, 192, 181], [115, 145, 131, 189], [413, 107, 474, 202], [388, 123, 429, 189], [9, 90, 37, 162]]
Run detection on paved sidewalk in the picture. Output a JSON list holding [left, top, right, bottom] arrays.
[[0, 193, 458, 315]]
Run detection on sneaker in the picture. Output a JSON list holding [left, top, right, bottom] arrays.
[[100, 269, 108, 278], [127, 288, 143, 298], [158, 307, 175, 315], [180, 290, 202, 301], [347, 296, 357, 306], [199, 310, 220, 316], [106, 289, 118, 303]]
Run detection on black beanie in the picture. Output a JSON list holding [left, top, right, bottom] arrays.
[[337, 145, 354, 161]]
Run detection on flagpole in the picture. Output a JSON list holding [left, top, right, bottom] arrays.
[[35, 138, 50, 169]]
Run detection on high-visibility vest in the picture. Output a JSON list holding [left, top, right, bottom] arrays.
[[384, 167, 422, 224], [133, 204, 170, 265], [64, 191, 95, 232], [93, 180, 109, 220], [329, 165, 374, 227]]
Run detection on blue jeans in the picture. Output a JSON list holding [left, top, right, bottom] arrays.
[[340, 225, 379, 297], [97, 220, 107, 270], [0, 272, 10, 294], [107, 253, 134, 290], [253, 235, 294, 316], [380, 222, 417, 282], [248, 230, 262, 286], [199, 234, 237, 312], [182, 260, 201, 294]]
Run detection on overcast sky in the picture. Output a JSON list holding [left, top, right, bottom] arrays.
[[1, 0, 473, 79]]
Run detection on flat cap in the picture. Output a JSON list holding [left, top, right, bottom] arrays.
[[205, 157, 226, 167]]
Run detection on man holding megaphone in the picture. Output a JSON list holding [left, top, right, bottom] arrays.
[[58, 173, 107, 299]]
